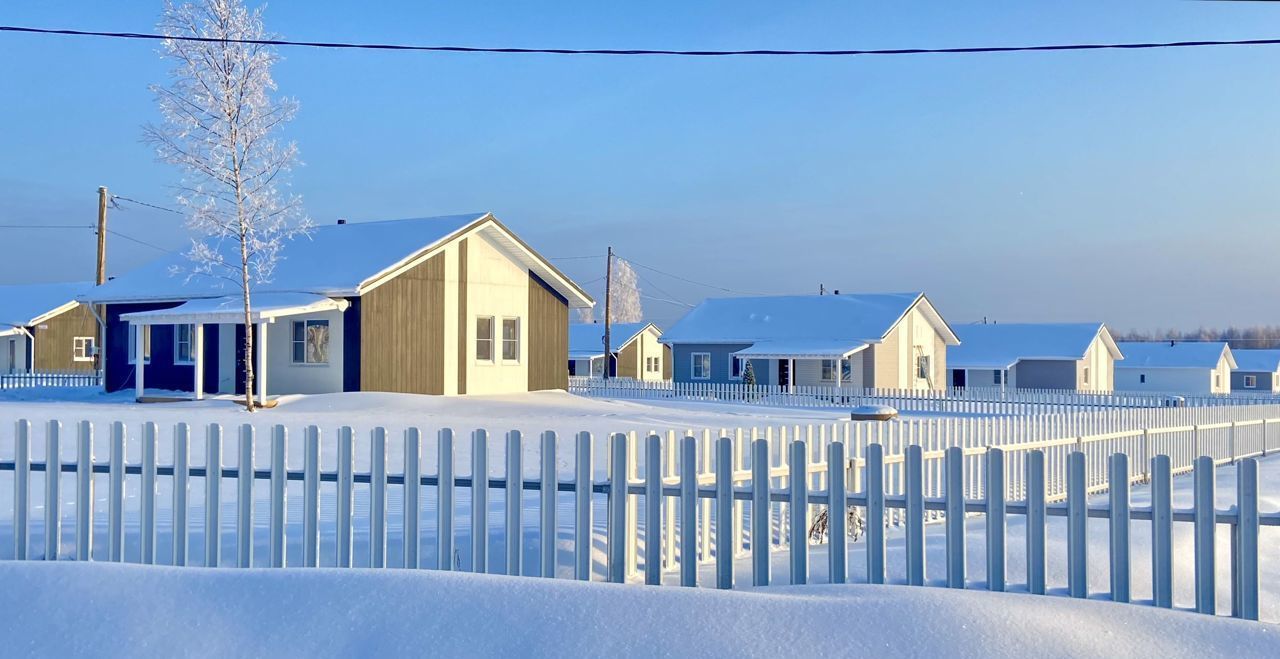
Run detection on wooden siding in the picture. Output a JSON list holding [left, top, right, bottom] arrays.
[[457, 238, 468, 395], [874, 327, 900, 389], [663, 345, 673, 380], [33, 303, 97, 372], [360, 253, 446, 394], [617, 340, 639, 379], [527, 273, 568, 391]]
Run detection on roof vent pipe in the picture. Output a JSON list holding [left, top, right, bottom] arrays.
[[337, 218, 347, 225]]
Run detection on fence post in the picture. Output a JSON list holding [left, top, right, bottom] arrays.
[[607, 432, 627, 583], [14, 420, 30, 561], [985, 448, 1005, 592], [903, 444, 924, 586], [140, 422, 157, 565], [472, 429, 489, 574], [1108, 453, 1130, 603], [574, 431, 592, 581], [1067, 451, 1086, 598], [751, 438, 770, 587], [303, 425, 320, 568], [1193, 456, 1215, 614], [205, 423, 221, 568], [680, 436, 697, 587], [174, 423, 190, 566], [270, 425, 287, 568], [1026, 450, 1045, 595], [827, 440, 847, 585], [506, 430, 523, 577], [237, 424, 254, 568], [1234, 459, 1259, 621], [645, 434, 662, 586], [336, 426, 355, 568], [541, 430, 557, 579], [370, 427, 388, 569], [44, 420, 61, 561], [440, 427, 455, 573], [867, 442, 887, 585], [1152, 454, 1173, 608], [789, 439, 809, 585], [108, 421, 125, 562], [944, 446, 964, 589], [716, 436, 734, 589]]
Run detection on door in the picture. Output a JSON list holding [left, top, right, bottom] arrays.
[[952, 369, 966, 388], [777, 358, 790, 386]]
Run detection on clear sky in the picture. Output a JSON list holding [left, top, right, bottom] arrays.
[[2, 1, 1279, 331]]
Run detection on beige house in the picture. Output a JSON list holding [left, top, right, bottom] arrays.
[[569, 322, 667, 381], [0, 281, 98, 374], [948, 323, 1123, 391]]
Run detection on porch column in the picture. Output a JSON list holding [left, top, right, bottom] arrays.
[[133, 323, 144, 401], [835, 357, 843, 389], [193, 324, 205, 401], [789, 358, 795, 393], [256, 321, 268, 403]]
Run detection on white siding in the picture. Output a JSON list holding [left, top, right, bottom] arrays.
[[265, 310, 345, 395], [1078, 334, 1115, 392], [631, 328, 667, 382], [217, 323, 235, 394], [462, 233, 530, 395], [1, 332, 27, 374], [1115, 367, 1216, 394]]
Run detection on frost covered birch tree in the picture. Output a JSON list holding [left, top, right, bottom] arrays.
[[608, 257, 644, 323], [144, 0, 309, 410]]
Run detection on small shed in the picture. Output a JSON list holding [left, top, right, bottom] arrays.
[[1230, 349, 1280, 393]]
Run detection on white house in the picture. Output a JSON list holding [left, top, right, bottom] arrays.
[[661, 292, 958, 390], [568, 322, 667, 381], [947, 323, 1123, 392], [1230, 349, 1280, 393], [1114, 341, 1236, 395]]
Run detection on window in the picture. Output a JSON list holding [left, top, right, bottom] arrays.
[[916, 355, 931, 380], [291, 319, 330, 364], [128, 326, 151, 364], [993, 369, 1003, 385], [1245, 375, 1257, 389], [475, 317, 495, 362], [1082, 367, 1090, 386], [72, 336, 95, 362], [502, 318, 520, 362], [1215, 373, 1222, 389], [691, 352, 711, 380], [174, 325, 194, 365], [1139, 374, 1146, 384], [730, 356, 744, 380], [647, 356, 660, 373], [821, 359, 837, 381]]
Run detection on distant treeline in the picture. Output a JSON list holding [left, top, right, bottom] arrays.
[[1116, 326, 1280, 350]]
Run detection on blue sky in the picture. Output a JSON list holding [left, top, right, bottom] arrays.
[[2, 1, 1279, 331]]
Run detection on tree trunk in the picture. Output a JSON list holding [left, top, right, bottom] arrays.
[[240, 236, 256, 411]]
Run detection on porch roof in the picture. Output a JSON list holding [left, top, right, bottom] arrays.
[[120, 293, 349, 326], [732, 340, 868, 360]]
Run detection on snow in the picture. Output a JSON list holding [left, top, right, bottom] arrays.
[[731, 339, 867, 359], [1117, 341, 1236, 369], [949, 322, 1110, 370], [660, 293, 930, 345], [1232, 349, 1280, 374], [83, 214, 487, 303], [0, 280, 92, 328], [568, 322, 651, 356], [0, 562, 1273, 658], [119, 292, 346, 324]]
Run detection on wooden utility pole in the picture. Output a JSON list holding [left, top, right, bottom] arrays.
[[603, 246, 613, 380], [96, 186, 108, 285]]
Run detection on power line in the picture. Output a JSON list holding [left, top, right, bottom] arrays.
[[5, 25, 1280, 58], [640, 294, 695, 308], [0, 224, 92, 229], [551, 255, 605, 261], [619, 254, 766, 296], [106, 228, 178, 254], [111, 194, 183, 215]]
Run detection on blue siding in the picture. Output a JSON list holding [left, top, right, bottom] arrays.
[[105, 303, 222, 394], [670, 343, 768, 385], [342, 297, 361, 392]]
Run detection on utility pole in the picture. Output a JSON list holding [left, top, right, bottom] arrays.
[[95, 186, 108, 372], [603, 246, 612, 380]]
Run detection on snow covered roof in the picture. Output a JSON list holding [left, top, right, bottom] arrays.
[[732, 340, 868, 360], [568, 322, 656, 358], [83, 213, 593, 308], [948, 323, 1121, 370], [1229, 349, 1280, 373], [1115, 342, 1237, 370], [0, 281, 93, 328], [120, 293, 348, 326], [661, 293, 958, 347]]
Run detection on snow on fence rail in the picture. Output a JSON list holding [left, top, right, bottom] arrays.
[[1, 405, 1278, 620], [568, 377, 1280, 413], [0, 370, 102, 390]]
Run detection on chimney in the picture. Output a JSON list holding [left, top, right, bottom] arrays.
[[337, 218, 347, 225], [833, 290, 839, 295]]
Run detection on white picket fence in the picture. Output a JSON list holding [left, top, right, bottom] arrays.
[[0, 370, 102, 390], [1, 407, 1276, 621], [568, 377, 1280, 413]]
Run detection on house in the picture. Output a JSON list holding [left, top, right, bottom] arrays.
[[1114, 341, 1236, 394], [660, 293, 958, 390], [1229, 349, 1280, 393], [82, 213, 594, 399], [0, 281, 98, 374], [568, 322, 669, 380], [947, 323, 1123, 391]]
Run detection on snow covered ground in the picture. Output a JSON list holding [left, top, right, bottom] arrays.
[[0, 562, 1274, 658]]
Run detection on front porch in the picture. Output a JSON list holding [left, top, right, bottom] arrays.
[[731, 340, 868, 391]]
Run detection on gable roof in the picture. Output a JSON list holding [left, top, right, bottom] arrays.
[[568, 322, 656, 358], [1230, 349, 1280, 373], [83, 213, 593, 308], [0, 281, 93, 329], [1115, 341, 1237, 370], [949, 323, 1121, 370], [661, 293, 958, 346]]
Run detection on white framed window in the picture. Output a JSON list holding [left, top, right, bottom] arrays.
[[730, 356, 744, 380], [291, 319, 330, 364], [476, 317, 495, 362], [502, 317, 520, 362], [1082, 366, 1090, 386], [821, 359, 837, 381], [128, 326, 151, 364], [916, 355, 931, 380], [691, 352, 711, 380], [1245, 375, 1257, 389], [647, 356, 658, 373], [174, 324, 195, 365], [72, 336, 95, 362]]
